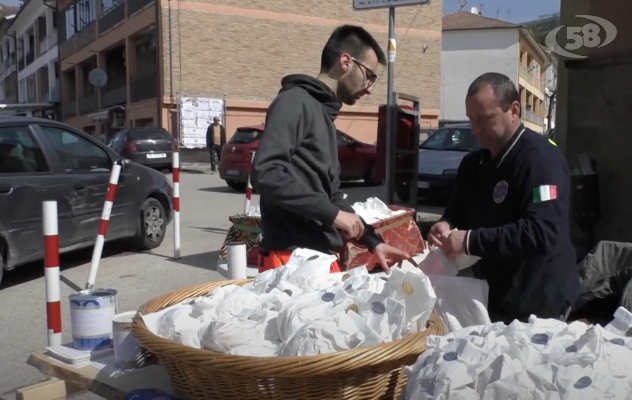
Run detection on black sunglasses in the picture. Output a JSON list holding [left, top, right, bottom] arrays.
[[351, 57, 378, 86]]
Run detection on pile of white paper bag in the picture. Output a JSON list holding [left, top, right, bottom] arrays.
[[142, 248, 438, 357], [404, 308, 632, 399]]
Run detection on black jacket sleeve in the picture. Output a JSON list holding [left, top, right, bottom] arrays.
[[466, 150, 569, 259], [440, 154, 473, 229], [251, 93, 341, 226], [330, 162, 382, 250], [206, 126, 212, 148]]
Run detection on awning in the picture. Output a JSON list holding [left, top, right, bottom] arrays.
[[88, 105, 126, 122], [0, 103, 56, 116]]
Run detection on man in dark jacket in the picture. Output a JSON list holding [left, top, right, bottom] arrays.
[[206, 116, 226, 173], [428, 72, 580, 323], [252, 25, 409, 273]]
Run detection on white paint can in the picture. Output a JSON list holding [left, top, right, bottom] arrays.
[[69, 289, 118, 350], [112, 311, 146, 369]]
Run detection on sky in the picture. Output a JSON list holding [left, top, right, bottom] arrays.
[[443, 0, 560, 23]]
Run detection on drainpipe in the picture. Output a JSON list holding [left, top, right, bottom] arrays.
[[7, 31, 17, 103], [168, 0, 173, 98], [155, 0, 162, 128]]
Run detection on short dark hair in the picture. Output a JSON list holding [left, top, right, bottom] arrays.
[[466, 72, 519, 111], [320, 25, 386, 73]]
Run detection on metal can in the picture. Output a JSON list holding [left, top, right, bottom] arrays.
[[69, 289, 119, 351]]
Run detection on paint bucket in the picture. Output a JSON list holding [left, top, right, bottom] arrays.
[[113, 311, 147, 369], [69, 289, 118, 351]]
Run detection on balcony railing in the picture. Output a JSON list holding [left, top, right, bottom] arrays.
[[76, 23, 96, 52], [129, 0, 155, 15], [3, 58, 10, 69], [522, 109, 544, 127], [63, 100, 77, 117], [42, 84, 61, 103], [99, 1, 126, 35], [78, 94, 98, 114], [25, 51, 34, 66], [100, 83, 127, 108], [130, 74, 157, 102], [60, 38, 75, 60], [519, 65, 544, 93]]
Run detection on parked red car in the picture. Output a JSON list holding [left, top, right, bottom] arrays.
[[219, 124, 378, 191]]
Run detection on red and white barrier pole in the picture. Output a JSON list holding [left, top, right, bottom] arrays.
[[43, 201, 62, 347], [85, 163, 121, 290], [173, 152, 181, 259], [244, 152, 255, 214]]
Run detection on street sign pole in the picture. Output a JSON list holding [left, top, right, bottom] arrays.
[[353, 0, 430, 204], [385, 7, 396, 204]]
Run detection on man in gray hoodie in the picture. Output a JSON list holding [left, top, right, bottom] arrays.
[[252, 25, 409, 273]]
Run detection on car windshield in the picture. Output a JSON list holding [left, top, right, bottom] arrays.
[[420, 127, 477, 152], [130, 129, 171, 141], [230, 129, 260, 144]]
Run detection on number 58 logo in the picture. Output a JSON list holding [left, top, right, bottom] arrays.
[[545, 15, 617, 59]]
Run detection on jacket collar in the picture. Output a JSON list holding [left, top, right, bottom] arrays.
[[480, 124, 526, 168]]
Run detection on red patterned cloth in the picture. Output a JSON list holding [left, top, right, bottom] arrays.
[[340, 205, 425, 270]]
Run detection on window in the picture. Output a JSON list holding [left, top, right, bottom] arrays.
[[336, 131, 351, 146], [107, 130, 128, 151], [130, 128, 170, 141], [40, 126, 111, 173], [65, 5, 76, 39], [229, 130, 260, 144], [421, 128, 478, 152], [0, 126, 49, 173]]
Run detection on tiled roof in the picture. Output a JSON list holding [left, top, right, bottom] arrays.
[[443, 11, 520, 31]]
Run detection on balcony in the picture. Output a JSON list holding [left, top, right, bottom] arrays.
[[519, 65, 543, 93], [76, 23, 97, 52], [3, 58, 10, 69], [63, 100, 76, 117], [522, 109, 544, 127], [25, 51, 34, 66], [100, 79, 127, 108], [18, 58, 24, 71], [78, 94, 98, 114], [60, 38, 75, 60], [42, 84, 61, 103], [99, 1, 126, 35], [129, 0, 155, 16], [130, 73, 157, 103]]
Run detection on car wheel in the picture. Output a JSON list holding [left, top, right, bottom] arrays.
[[396, 188, 410, 203], [133, 198, 167, 251], [363, 162, 378, 186], [0, 239, 6, 286], [226, 181, 247, 192]]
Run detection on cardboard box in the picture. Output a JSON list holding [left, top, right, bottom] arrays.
[[16, 378, 66, 400], [340, 205, 425, 270]]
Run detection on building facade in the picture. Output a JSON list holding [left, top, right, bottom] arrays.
[[56, 0, 442, 144], [441, 10, 553, 133], [160, 0, 442, 144], [0, 0, 60, 117], [57, 0, 157, 140]]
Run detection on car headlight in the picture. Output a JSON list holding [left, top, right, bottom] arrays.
[[442, 169, 458, 175]]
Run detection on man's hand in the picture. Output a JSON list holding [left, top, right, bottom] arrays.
[[428, 221, 451, 248], [371, 243, 411, 273], [441, 230, 467, 259], [334, 211, 364, 240]]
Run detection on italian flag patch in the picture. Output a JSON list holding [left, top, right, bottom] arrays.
[[533, 185, 557, 203]]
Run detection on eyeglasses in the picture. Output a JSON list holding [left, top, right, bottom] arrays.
[[351, 57, 378, 86]]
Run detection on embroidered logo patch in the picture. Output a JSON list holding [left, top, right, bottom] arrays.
[[493, 181, 509, 203]]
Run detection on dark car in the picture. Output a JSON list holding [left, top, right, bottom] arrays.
[[396, 124, 477, 202], [219, 124, 378, 191], [0, 117, 174, 285], [107, 127, 177, 171]]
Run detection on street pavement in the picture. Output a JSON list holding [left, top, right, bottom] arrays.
[[0, 166, 443, 399]]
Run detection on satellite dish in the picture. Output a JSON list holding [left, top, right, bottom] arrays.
[[471, 6, 479, 14], [89, 68, 108, 88], [458, 0, 467, 9]]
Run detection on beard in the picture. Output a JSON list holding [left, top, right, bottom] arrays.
[[337, 74, 364, 105]]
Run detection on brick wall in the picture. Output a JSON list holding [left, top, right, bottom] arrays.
[[160, 0, 442, 109]]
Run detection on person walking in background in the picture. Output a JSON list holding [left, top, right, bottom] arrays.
[[206, 116, 226, 173]]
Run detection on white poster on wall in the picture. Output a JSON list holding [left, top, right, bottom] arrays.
[[179, 97, 224, 148]]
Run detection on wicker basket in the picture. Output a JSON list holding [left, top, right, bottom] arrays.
[[132, 279, 444, 400]]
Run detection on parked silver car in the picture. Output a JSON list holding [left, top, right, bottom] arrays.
[[396, 124, 477, 202]]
